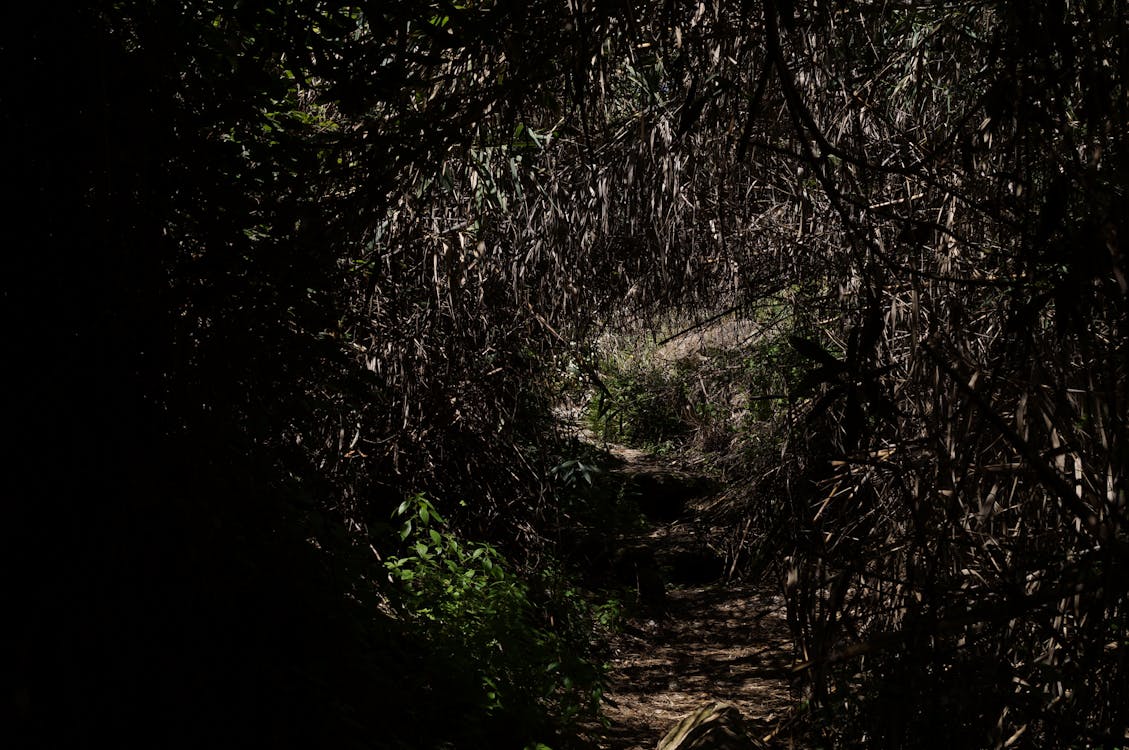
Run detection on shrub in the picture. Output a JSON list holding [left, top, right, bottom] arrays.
[[384, 494, 608, 745], [586, 357, 695, 448]]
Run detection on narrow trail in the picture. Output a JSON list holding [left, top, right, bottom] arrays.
[[578, 442, 802, 749], [594, 581, 796, 749]]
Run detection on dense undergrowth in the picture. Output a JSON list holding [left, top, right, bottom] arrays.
[[383, 494, 614, 741], [584, 307, 807, 464]]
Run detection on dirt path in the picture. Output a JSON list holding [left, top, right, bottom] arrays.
[[593, 582, 797, 749], [578, 442, 802, 749]]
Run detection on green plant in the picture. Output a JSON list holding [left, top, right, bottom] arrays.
[[384, 494, 609, 740], [586, 358, 693, 447]]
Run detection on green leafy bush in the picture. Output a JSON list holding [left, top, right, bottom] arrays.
[[587, 358, 694, 447], [384, 495, 608, 744], [585, 334, 793, 455]]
